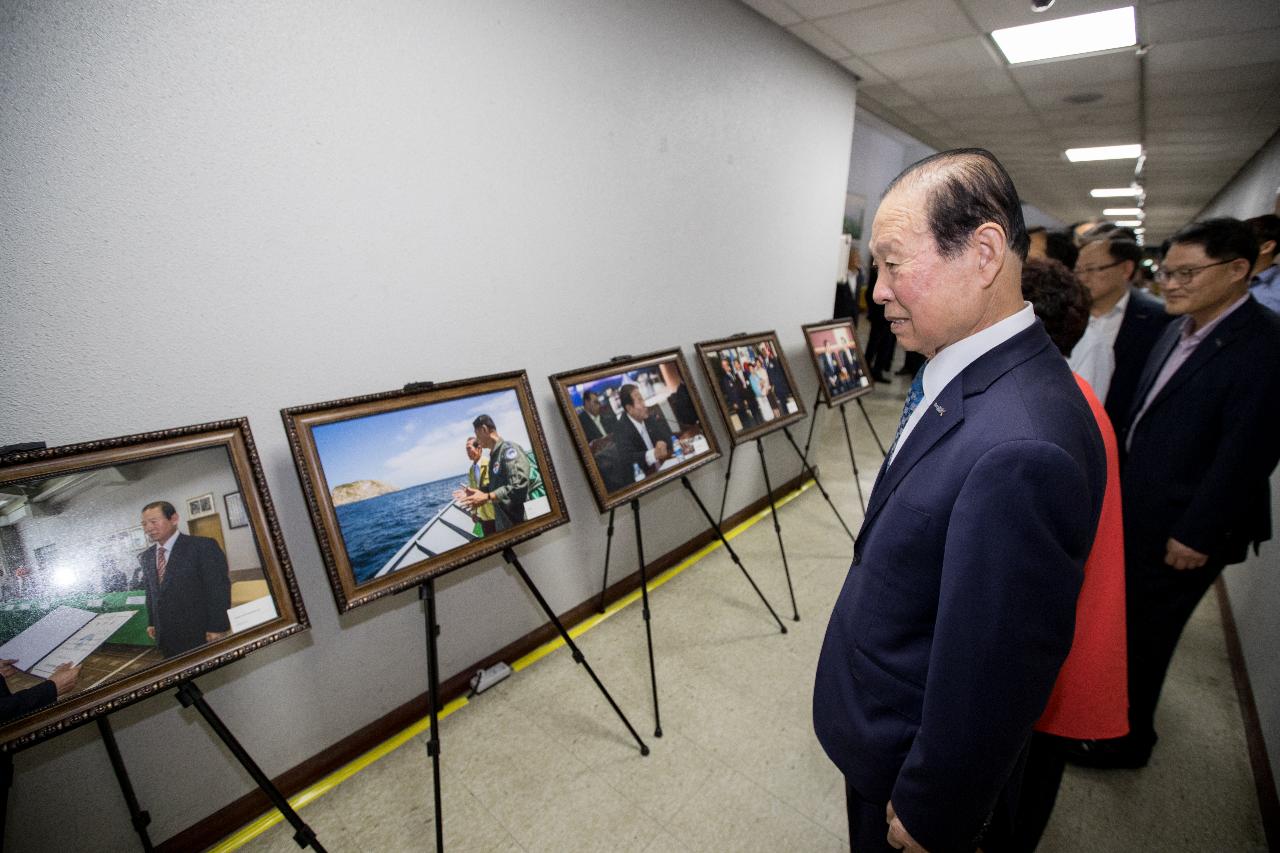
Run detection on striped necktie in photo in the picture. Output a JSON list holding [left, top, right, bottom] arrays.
[[156, 544, 167, 584]]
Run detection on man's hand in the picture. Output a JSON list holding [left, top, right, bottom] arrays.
[[48, 662, 81, 697], [1165, 537, 1209, 571], [452, 486, 488, 509], [654, 441, 671, 463], [0, 658, 19, 679], [205, 630, 230, 643], [886, 801, 929, 852], [146, 626, 156, 640]]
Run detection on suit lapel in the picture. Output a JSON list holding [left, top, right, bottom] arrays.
[[1128, 321, 1180, 424], [1141, 300, 1256, 415]]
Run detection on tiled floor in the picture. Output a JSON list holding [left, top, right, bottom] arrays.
[[235, 375, 1266, 853]]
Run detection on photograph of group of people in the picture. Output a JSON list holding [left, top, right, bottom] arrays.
[[803, 319, 874, 405], [304, 386, 554, 594], [555, 353, 715, 506], [0, 444, 281, 732], [697, 334, 802, 441]]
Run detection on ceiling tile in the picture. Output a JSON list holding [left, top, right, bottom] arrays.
[[925, 92, 1029, 117], [858, 82, 921, 108], [738, 0, 804, 26], [817, 0, 977, 55], [898, 66, 1018, 101], [1140, 0, 1278, 43], [1146, 62, 1280, 98], [957, 0, 1131, 34], [1008, 51, 1139, 90], [840, 54, 889, 84], [785, 0, 883, 17], [1145, 28, 1280, 75], [789, 21, 853, 58], [1020, 78, 1140, 111], [862, 36, 1003, 80]]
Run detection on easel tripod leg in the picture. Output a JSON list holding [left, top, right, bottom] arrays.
[[801, 389, 823, 465], [502, 548, 650, 754], [97, 716, 155, 852], [717, 444, 736, 527], [631, 499, 662, 737], [757, 439, 800, 621], [598, 507, 616, 614], [782, 427, 856, 542], [420, 580, 445, 853], [680, 477, 787, 634], [838, 404, 867, 514], [856, 398, 888, 458], [0, 750, 11, 853], [175, 681, 327, 853]]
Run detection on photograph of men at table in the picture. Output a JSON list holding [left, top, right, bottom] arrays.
[[568, 362, 713, 494], [138, 500, 232, 658], [806, 321, 872, 402]]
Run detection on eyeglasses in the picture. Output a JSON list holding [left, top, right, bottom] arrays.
[[1072, 260, 1125, 276], [1154, 259, 1237, 285]]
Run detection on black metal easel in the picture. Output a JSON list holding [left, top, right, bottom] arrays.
[[175, 681, 326, 853], [97, 717, 156, 851], [595, 477, 788, 738], [781, 424, 855, 542], [798, 387, 888, 516]]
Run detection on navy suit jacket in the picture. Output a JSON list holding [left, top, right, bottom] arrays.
[[140, 533, 232, 659], [1118, 296, 1280, 565], [813, 322, 1105, 852], [1104, 288, 1173, 431]]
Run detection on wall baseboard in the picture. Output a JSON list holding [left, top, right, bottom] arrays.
[[1215, 577, 1280, 851], [157, 469, 818, 852]]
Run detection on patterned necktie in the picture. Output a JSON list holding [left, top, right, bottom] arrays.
[[156, 544, 167, 584], [887, 366, 926, 463]]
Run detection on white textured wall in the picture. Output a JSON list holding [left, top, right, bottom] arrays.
[[0, 0, 856, 847]]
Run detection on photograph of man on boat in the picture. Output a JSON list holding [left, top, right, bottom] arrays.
[[310, 388, 551, 587], [551, 350, 721, 513]]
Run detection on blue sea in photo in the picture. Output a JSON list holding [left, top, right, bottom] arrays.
[[336, 474, 466, 583]]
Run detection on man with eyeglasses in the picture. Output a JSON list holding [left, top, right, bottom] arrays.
[[1068, 237, 1172, 429], [1070, 217, 1280, 769]]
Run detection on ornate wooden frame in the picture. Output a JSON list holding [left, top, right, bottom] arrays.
[[282, 371, 568, 613], [0, 419, 309, 750], [549, 348, 722, 513], [693, 330, 808, 446]]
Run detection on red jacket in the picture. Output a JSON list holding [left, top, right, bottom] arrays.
[[1035, 375, 1128, 739]]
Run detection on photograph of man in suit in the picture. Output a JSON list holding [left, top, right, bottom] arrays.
[[812, 149, 1106, 853], [577, 390, 617, 443], [1080, 218, 1280, 768], [139, 501, 232, 660], [611, 383, 674, 476], [717, 357, 754, 430], [1068, 236, 1173, 427]]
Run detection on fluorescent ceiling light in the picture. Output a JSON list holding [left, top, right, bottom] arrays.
[[1065, 144, 1142, 162], [1091, 187, 1142, 197], [1103, 208, 1143, 216], [992, 7, 1136, 64], [1115, 219, 1143, 227]]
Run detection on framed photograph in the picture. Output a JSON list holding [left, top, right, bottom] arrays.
[[549, 349, 721, 513], [0, 419, 309, 750], [282, 371, 568, 613], [224, 491, 248, 529], [186, 493, 215, 519], [802, 319, 876, 407], [694, 331, 807, 446]]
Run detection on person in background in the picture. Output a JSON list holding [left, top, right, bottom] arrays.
[[863, 262, 894, 383], [834, 246, 863, 323], [1015, 257, 1128, 850], [1068, 237, 1172, 430], [463, 437, 496, 537], [577, 390, 617, 442], [1246, 214, 1280, 314]]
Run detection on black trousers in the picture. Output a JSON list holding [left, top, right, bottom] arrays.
[[845, 782, 894, 853], [866, 319, 895, 375], [1124, 555, 1223, 745], [1008, 732, 1067, 852]]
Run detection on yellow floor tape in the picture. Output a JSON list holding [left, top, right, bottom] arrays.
[[210, 478, 816, 852]]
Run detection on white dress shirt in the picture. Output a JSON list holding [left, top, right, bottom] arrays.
[[627, 413, 658, 467], [888, 303, 1037, 466], [1067, 289, 1130, 402]]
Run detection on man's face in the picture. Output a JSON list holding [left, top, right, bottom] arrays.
[[1161, 242, 1250, 325], [141, 507, 180, 543], [720, 359, 731, 373], [584, 393, 601, 416], [1075, 240, 1130, 305], [623, 389, 647, 420], [870, 184, 984, 357], [465, 438, 481, 462], [474, 425, 497, 449]]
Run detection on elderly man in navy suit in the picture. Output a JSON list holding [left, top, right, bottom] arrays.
[[812, 149, 1106, 853]]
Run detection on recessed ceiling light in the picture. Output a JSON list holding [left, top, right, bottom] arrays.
[[991, 7, 1136, 65], [1065, 144, 1142, 162], [1103, 208, 1143, 216], [1115, 219, 1143, 227], [1091, 187, 1142, 197]]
